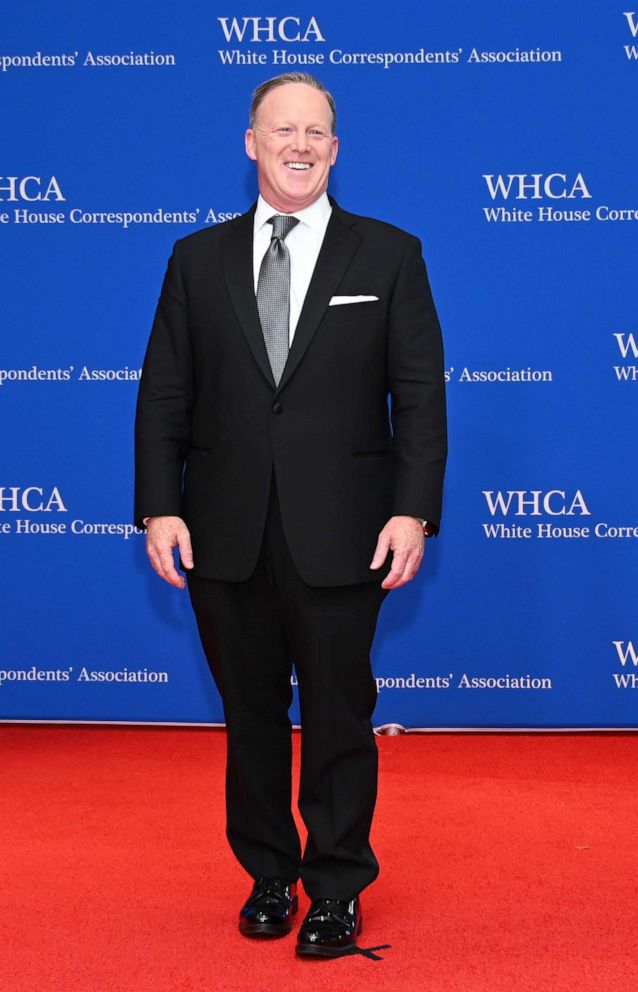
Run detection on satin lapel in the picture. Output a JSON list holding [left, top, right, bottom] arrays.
[[276, 209, 362, 394], [222, 205, 276, 390]]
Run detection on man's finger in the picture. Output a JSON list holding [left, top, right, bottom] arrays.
[[159, 554, 185, 588], [390, 547, 409, 572], [381, 547, 409, 587], [381, 554, 413, 589], [369, 531, 391, 569], [157, 545, 186, 589], [146, 545, 166, 581], [382, 547, 423, 590], [178, 530, 194, 569], [381, 566, 404, 590]]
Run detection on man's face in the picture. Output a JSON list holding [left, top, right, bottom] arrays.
[[245, 83, 338, 212]]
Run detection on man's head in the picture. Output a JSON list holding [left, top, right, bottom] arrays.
[[245, 72, 338, 213]]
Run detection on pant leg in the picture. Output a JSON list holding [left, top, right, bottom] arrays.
[[187, 509, 301, 882], [263, 478, 389, 899]]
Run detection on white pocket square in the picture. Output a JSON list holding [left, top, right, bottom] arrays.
[[328, 295, 379, 306]]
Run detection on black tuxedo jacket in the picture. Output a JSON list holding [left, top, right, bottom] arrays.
[[134, 198, 447, 586]]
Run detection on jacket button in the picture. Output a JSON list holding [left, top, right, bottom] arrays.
[[272, 402, 283, 414]]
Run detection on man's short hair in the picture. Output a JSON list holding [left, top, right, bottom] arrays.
[[249, 72, 337, 134]]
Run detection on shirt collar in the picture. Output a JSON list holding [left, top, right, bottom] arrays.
[[254, 192, 332, 235]]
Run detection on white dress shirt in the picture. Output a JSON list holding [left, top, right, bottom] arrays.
[[253, 192, 332, 345]]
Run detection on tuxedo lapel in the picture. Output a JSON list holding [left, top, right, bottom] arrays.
[[222, 204, 277, 390], [276, 205, 361, 394]]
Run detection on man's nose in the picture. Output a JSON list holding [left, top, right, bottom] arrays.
[[291, 129, 309, 153]]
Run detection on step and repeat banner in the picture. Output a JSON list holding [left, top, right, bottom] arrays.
[[1, 2, 636, 728]]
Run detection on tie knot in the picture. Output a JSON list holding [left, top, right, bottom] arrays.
[[269, 214, 299, 241]]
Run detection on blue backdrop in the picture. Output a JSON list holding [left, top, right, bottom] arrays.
[[2, 2, 637, 728]]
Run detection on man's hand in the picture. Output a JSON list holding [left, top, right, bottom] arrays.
[[145, 516, 194, 589], [369, 516, 425, 590]]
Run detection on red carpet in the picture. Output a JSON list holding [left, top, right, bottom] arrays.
[[1, 726, 637, 991]]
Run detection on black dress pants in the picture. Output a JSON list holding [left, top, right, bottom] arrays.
[[187, 471, 389, 900]]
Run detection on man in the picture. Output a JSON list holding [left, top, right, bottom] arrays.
[[134, 72, 446, 958]]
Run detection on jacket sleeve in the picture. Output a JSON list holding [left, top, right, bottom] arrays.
[[134, 240, 194, 530], [387, 235, 447, 532]]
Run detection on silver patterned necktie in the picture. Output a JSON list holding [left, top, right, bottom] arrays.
[[256, 214, 300, 386]]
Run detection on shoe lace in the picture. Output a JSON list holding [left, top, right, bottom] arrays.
[[251, 877, 289, 904], [307, 898, 352, 927]]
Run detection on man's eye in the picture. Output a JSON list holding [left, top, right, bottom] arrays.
[[277, 127, 293, 134], [309, 130, 326, 138]]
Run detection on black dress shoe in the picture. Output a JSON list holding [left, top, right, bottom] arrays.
[[239, 877, 298, 938], [296, 896, 362, 957]]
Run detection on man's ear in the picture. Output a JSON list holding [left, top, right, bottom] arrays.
[[245, 129, 257, 161]]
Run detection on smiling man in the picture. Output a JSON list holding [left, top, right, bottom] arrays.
[[245, 78, 338, 211], [135, 72, 447, 958]]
